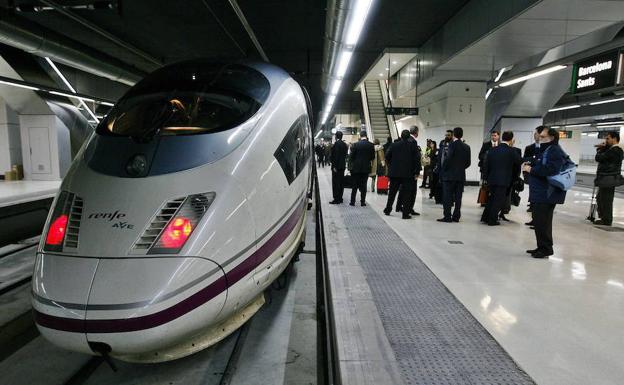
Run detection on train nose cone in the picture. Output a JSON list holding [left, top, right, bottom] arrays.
[[84, 257, 227, 359], [33, 255, 227, 360]]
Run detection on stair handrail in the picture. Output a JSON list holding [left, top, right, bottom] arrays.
[[379, 79, 399, 140]]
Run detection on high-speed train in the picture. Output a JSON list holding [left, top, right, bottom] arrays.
[[32, 60, 313, 362]]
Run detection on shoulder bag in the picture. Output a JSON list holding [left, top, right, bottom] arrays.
[[542, 146, 576, 191]]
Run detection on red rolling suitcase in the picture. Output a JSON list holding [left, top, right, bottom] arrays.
[[376, 176, 389, 194]]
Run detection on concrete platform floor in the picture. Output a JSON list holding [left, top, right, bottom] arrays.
[[318, 167, 623, 385], [0, 180, 60, 207]]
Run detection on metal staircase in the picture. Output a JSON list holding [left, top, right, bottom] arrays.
[[364, 80, 391, 142]]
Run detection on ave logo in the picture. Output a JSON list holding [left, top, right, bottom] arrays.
[[112, 221, 134, 230]]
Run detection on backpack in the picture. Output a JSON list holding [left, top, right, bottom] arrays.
[[542, 145, 576, 191]]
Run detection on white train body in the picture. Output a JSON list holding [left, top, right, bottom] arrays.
[[32, 61, 312, 362]]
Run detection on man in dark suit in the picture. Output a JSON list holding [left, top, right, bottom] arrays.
[[396, 126, 422, 215], [433, 130, 453, 204], [329, 131, 348, 204], [523, 126, 544, 219], [478, 130, 500, 178], [383, 129, 420, 219], [523, 128, 542, 161], [481, 131, 522, 225], [438, 127, 471, 222], [349, 131, 376, 206]]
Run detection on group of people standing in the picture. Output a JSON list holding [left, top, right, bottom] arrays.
[[324, 124, 622, 260], [314, 142, 331, 168]]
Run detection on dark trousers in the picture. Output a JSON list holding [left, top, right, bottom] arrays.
[[481, 185, 507, 224], [396, 177, 417, 211], [350, 173, 368, 204], [597, 187, 615, 224], [386, 177, 415, 216], [442, 181, 464, 220], [421, 166, 431, 187], [532, 203, 555, 253], [331, 168, 345, 202], [429, 172, 439, 198]]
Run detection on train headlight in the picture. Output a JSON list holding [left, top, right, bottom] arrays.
[[146, 192, 216, 254]]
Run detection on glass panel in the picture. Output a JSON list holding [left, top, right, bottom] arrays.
[[96, 62, 270, 141]]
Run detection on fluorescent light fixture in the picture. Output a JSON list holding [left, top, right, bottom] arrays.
[[385, 67, 389, 71], [596, 121, 624, 126], [46, 57, 99, 123], [548, 105, 580, 112], [0, 79, 39, 91], [327, 94, 336, 107], [485, 88, 493, 100], [336, 51, 353, 78], [392, 61, 397, 64], [99, 101, 115, 107], [494, 67, 506, 82], [551, 126, 561, 129], [315, 130, 322, 139], [344, 0, 374, 46], [564, 123, 591, 128], [49, 90, 96, 103], [330, 79, 342, 95], [589, 97, 624, 106], [499, 65, 567, 87], [46, 57, 76, 93]]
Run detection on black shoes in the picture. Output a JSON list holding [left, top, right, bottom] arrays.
[[524, 221, 534, 226], [349, 202, 355, 206], [383, 208, 391, 216], [594, 220, 612, 226], [361, 202, 366, 207], [526, 248, 553, 258], [402, 214, 412, 220], [499, 214, 510, 222], [452, 218, 460, 222], [437, 218, 452, 223], [532, 250, 553, 259], [410, 210, 420, 216], [488, 222, 500, 226], [395, 207, 402, 213], [329, 200, 342, 204]]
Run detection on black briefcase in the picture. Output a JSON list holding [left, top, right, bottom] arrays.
[[343, 174, 353, 188]]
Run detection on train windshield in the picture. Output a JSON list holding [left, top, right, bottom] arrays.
[[96, 63, 270, 140]]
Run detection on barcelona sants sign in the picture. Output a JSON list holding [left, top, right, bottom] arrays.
[[572, 50, 621, 93]]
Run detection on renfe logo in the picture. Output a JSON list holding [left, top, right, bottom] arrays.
[[88, 210, 126, 221]]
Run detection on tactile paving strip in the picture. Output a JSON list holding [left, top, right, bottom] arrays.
[[338, 205, 536, 385]]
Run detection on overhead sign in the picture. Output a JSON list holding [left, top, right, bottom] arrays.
[[572, 50, 620, 93], [385, 107, 419, 116]]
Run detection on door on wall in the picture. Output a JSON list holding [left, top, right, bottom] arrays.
[[28, 126, 52, 175]]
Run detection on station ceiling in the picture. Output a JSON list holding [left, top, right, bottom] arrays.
[[0, 0, 469, 116]]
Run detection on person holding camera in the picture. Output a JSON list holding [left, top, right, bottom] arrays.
[[594, 131, 623, 226], [522, 127, 567, 259]]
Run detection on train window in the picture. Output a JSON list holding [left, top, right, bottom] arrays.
[[96, 63, 270, 141], [274, 115, 312, 184]]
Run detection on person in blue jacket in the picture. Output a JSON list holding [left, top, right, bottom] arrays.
[[522, 127, 567, 259]]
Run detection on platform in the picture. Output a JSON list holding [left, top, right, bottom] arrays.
[[317, 167, 623, 385], [0, 180, 60, 208]]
